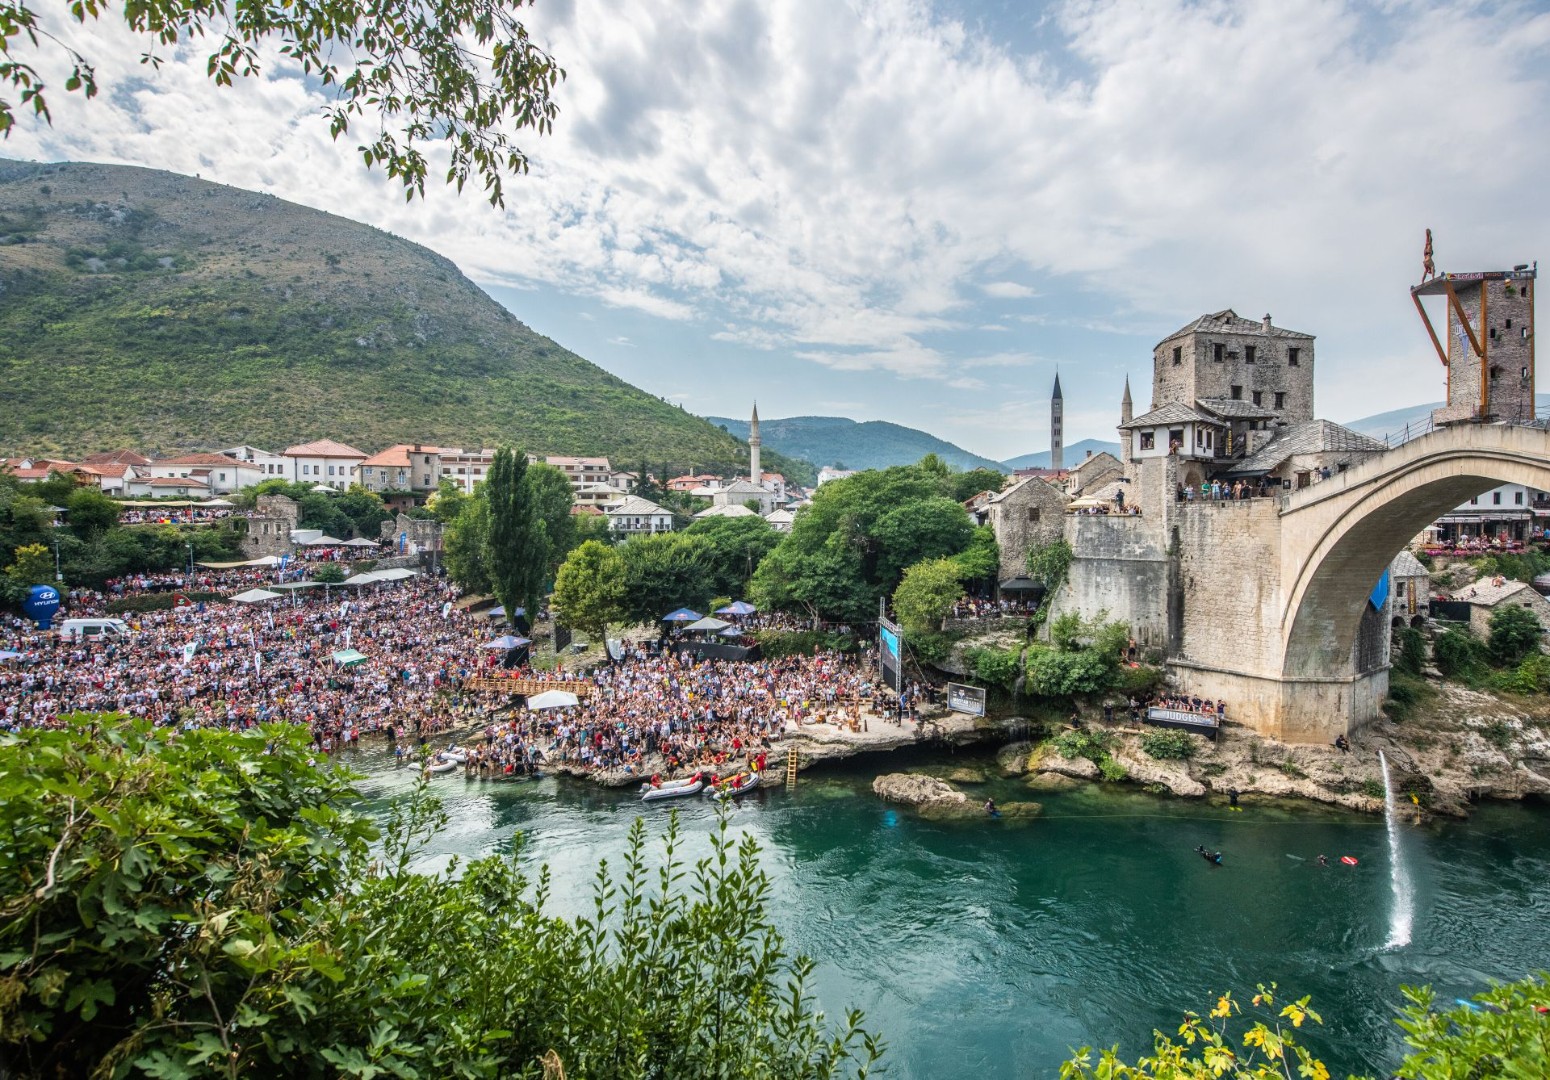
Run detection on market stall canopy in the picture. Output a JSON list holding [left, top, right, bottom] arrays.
[[714, 600, 758, 616], [202, 498, 236, 507], [270, 581, 323, 591], [998, 576, 1045, 592], [372, 567, 417, 581], [341, 537, 379, 547], [337, 571, 383, 586], [662, 607, 703, 622], [485, 603, 524, 619], [229, 588, 282, 604], [330, 649, 369, 667], [718, 625, 744, 638], [527, 689, 579, 710], [684, 616, 731, 632], [483, 635, 531, 649], [1067, 496, 1107, 510], [302, 535, 345, 546]]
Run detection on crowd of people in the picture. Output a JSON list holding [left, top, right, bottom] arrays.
[[948, 596, 1040, 620], [1175, 478, 1277, 502]]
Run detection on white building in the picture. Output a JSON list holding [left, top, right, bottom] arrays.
[[605, 495, 675, 535], [220, 445, 287, 479], [438, 448, 497, 493], [125, 475, 212, 498], [146, 453, 265, 494], [282, 440, 367, 490], [1436, 482, 1550, 542], [541, 455, 612, 489]]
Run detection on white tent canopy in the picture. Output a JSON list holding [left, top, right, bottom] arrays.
[[341, 537, 379, 547], [684, 616, 732, 632], [302, 535, 345, 546], [229, 588, 283, 604], [527, 689, 579, 710]]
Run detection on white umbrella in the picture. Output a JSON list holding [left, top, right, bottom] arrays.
[[527, 689, 579, 710], [229, 588, 283, 604], [684, 616, 732, 632]]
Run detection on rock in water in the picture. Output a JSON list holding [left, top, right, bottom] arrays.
[[996, 741, 1034, 776]]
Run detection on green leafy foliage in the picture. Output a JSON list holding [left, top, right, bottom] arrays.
[[1140, 730, 1199, 760], [1394, 625, 1428, 676], [966, 645, 1021, 692], [952, 525, 1001, 586], [617, 532, 717, 626], [442, 492, 493, 594], [0, 0, 564, 206], [1487, 603, 1543, 667], [1434, 627, 1486, 685], [1382, 670, 1435, 722], [103, 590, 224, 613], [892, 557, 965, 635], [311, 562, 346, 583], [0, 719, 885, 1079], [551, 539, 627, 640], [683, 514, 781, 598], [751, 463, 975, 622], [751, 630, 860, 658], [487, 446, 546, 620]]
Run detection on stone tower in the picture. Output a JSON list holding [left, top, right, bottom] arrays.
[[749, 401, 761, 485], [1119, 375, 1133, 464], [1414, 264, 1537, 426], [1050, 374, 1064, 471]]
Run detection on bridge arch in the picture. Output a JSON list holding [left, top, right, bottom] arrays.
[[1279, 425, 1550, 680]]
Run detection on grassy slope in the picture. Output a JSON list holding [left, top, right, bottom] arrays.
[[0, 159, 752, 469], [707, 415, 1003, 473]]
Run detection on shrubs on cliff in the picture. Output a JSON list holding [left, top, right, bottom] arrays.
[[1140, 729, 1199, 760]]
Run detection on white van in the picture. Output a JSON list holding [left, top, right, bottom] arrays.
[[57, 618, 132, 641]]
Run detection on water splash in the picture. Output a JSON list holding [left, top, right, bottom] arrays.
[[1379, 750, 1414, 949]]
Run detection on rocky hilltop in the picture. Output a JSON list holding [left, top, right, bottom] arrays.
[[0, 158, 746, 464]]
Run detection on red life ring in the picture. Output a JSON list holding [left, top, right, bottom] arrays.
[[1340, 856, 1359, 866]]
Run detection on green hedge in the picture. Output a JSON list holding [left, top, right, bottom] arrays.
[[751, 629, 859, 658], [105, 591, 225, 614]]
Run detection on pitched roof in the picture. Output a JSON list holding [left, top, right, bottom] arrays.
[[988, 474, 1072, 506], [1234, 420, 1387, 474], [144, 475, 210, 488], [695, 504, 759, 518], [605, 495, 671, 516], [1196, 398, 1280, 421], [283, 439, 367, 458], [157, 452, 245, 467], [82, 449, 152, 466], [1120, 402, 1217, 429], [1157, 309, 1315, 345], [1390, 550, 1429, 581], [360, 444, 445, 467], [544, 455, 611, 468], [1070, 451, 1121, 476], [1451, 577, 1536, 607], [78, 463, 132, 478]]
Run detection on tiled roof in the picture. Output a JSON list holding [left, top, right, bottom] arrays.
[[988, 475, 1072, 505], [361, 444, 444, 467], [283, 439, 367, 458], [1451, 578, 1536, 607], [1234, 420, 1387, 474], [78, 463, 132, 478], [82, 450, 152, 466], [158, 452, 245, 467], [1120, 402, 1216, 429], [605, 495, 671, 516], [1390, 550, 1429, 581], [144, 476, 210, 488], [1158, 309, 1315, 344], [695, 504, 759, 518], [1197, 398, 1279, 421]]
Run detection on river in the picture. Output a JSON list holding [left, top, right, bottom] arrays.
[[357, 746, 1550, 1078]]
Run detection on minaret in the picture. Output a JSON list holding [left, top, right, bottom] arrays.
[[749, 401, 762, 485], [1119, 375, 1133, 464], [1050, 374, 1064, 471]]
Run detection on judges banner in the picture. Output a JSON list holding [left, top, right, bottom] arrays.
[[946, 682, 987, 717]]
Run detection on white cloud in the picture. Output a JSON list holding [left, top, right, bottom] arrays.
[[5, 0, 1550, 458]]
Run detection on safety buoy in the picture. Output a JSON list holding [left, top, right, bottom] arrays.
[[1340, 856, 1359, 866]]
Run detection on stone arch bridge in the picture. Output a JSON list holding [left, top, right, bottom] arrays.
[[1166, 423, 1550, 743]]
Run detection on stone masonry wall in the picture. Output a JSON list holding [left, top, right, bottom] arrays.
[[1171, 499, 1284, 675], [1053, 514, 1170, 648], [1151, 328, 1314, 424]]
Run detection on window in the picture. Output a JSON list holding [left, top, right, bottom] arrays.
[[1506, 318, 1513, 329], [1140, 431, 1156, 451], [1172, 346, 1182, 366], [1515, 491, 1524, 505], [1252, 391, 1263, 406], [1231, 385, 1243, 400], [1493, 492, 1502, 505], [1212, 343, 1224, 363], [1274, 392, 1286, 409], [328, 465, 336, 476], [1470, 496, 1479, 505], [1027, 507, 1041, 523], [1288, 348, 1300, 367], [1245, 345, 1256, 364]]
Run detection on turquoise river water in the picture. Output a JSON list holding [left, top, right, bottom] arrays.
[[357, 747, 1550, 1078]]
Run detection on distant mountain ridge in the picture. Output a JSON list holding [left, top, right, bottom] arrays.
[[0, 158, 754, 469], [1339, 396, 1550, 440], [705, 415, 1004, 473], [1001, 439, 1122, 471]]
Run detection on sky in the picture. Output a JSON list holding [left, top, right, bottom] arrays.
[[6, 0, 1550, 462]]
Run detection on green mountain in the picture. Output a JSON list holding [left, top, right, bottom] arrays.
[[0, 159, 752, 469], [705, 415, 1003, 474], [1340, 396, 1550, 441], [1001, 439, 1121, 470]]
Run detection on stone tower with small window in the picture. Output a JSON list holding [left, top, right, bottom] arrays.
[[1414, 267, 1537, 426], [1149, 310, 1315, 424]]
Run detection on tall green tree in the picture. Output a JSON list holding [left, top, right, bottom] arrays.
[[428, 477, 471, 523], [684, 514, 780, 597], [950, 468, 1007, 503], [618, 533, 715, 626], [3, 541, 55, 600], [527, 462, 578, 576], [892, 558, 964, 635], [64, 487, 120, 539], [487, 446, 546, 618], [0, 0, 563, 206], [335, 485, 391, 539], [443, 494, 493, 594], [551, 539, 627, 641]]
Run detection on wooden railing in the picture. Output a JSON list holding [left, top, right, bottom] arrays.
[[465, 676, 593, 696]]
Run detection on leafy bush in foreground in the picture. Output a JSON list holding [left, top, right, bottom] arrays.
[[1140, 729, 1198, 761], [0, 718, 882, 1079]]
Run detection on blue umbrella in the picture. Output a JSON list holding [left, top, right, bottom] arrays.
[[662, 607, 703, 622], [715, 600, 758, 616]]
